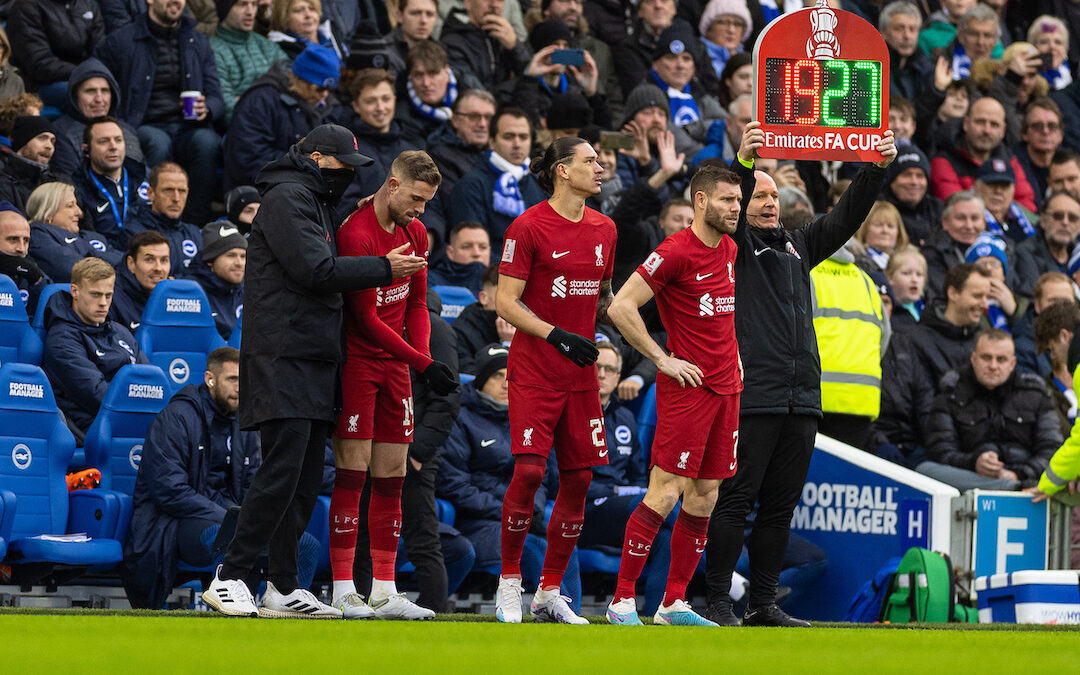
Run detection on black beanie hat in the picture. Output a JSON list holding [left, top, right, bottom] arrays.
[[529, 19, 573, 53], [215, 0, 240, 21], [225, 185, 260, 233], [473, 344, 509, 391], [546, 91, 592, 130], [11, 116, 55, 152]]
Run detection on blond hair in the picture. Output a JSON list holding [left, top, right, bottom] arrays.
[[855, 201, 909, 251], [71, 257, 115, 286], [26, 182, 76, 225], [885, 245, 927, 277], [271, 0, 322, 33]]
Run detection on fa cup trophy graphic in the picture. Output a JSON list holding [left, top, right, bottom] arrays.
[[806, 0, 840, 59]]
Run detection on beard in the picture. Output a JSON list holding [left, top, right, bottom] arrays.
[[389, 202, 415, 227], [704, 203, 737, 235]]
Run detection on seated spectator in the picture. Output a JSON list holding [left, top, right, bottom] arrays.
[[778, 185, 815, 229], [449, 107, 544, 256], [426, 89, 496, 200], [72, 117, 151, 250], [974, 158, 1039, 245], [972, 42, 1047, 146], [697, 0, 750, 82], [613, 0, 697, 99], [1029, 16, 1072, 91], [344, 18, 406, 78], [0, 94, 43, 141], [966, 232, 1027, 330], [0, 117, 64, 212], [95, 0, 225, 225], [428, 221, 489, 296], [388, 0, 438, 67], [210, 0, 288, 124], [922, 191, 991, 303], [535, 0, 621, 114], [920, 329, 1061, 490], [888, 97, 917, 149], [881, 146, 941, 247], [886, 245, 928, 333], [715, 51, 751, 110], [183, 221, 246, 340], [267, 0, 346, 62], [27, 182, 122, 283], [854, 201, 909, 272], [882, 1, 933, 104], [110, 230, 171, 333], [0, 202, 47, 313], [42, 257, 148, 437], [440, 0, 530, 99], [98, 0, 148, 33], [921, 2, 1004, 71], [615, 84, 684, 192], [691, 94, 752, 168], [1016, 191, 1080, 298], [454, 263, 514, 374], [225, 44, 339, 191], [1049, 150, 1080, 196], [1015, 272, 1077, 376], [613, 191, 691, 292], [49, 58, 146, 179], [436, 344, 580, 601], [224, 184, 260, 234], [1033, 298, 1080, 424], [874, 263, 991, 466], [125, 163, 203, 275], [395, 40, 461, 147], [0, 26, 25, 101], [1014, 98, 1065, 211], [123, 347, 320, 609], [931, 96, 1037, 210], [7, 0, 104, 108]]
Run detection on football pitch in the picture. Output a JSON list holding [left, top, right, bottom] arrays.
[[3, 610, 1080, 673]]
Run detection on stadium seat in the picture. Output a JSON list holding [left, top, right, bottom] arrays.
[[304, 495, 332, 574], [435, 498, 455, 527], [0, 274, 43, 366], [227, 309, 242, 349], [135, 280, 226, 398], [432, 285, 476, 324], [30, 283, 70, 345], [637, 383, 657, 466], [0, 363, 123, 567], [460, 373, 475, 385], [0, 488, 14, 560]]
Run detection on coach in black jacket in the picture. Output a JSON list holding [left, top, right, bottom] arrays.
[[207, 125, 427, 614], [704, 122, 897, 627]]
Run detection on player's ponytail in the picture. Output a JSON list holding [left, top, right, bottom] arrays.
[[532, 136, 590, 195]]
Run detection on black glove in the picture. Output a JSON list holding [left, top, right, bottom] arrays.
[[0, 253, 43, 285], [546, 326, 598, 367], [423, 360, 458, 396]]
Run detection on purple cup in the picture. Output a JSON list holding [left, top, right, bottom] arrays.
[[181, 91, 201, 120]]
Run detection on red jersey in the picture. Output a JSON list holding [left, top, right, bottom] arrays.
[[499, 200, 617, 391], [637, 227, 742, 394], [338, 203, 432, 371]]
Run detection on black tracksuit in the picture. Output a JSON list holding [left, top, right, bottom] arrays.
[[706, 159, 885, 609]]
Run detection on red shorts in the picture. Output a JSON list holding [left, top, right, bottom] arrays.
[[508, 381, 608, 470], [336, 357, 413, 443], [652, 375, 740, 479]]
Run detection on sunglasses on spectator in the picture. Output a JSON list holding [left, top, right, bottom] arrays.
[[1048, 210, 1080, 224], [458, 112, 494, 122], [1028, 122, 1061, 132]]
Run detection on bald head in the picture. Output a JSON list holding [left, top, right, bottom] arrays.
[[746, 171, 780, 228], [0, 211, 30, 257], [964, 97, 1007, 156]]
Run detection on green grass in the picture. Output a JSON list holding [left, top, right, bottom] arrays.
[[2, 610, 1080, 673]]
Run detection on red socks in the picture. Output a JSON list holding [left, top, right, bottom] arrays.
[[614, 502, 664, 601], [369, 476, 405, 581], [499, 456, 546, 578], [328, 468, 366, 582], [540, 468, 591, 590], [663, 511, 710, 606]]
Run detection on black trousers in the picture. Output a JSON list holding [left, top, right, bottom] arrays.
[[353, 459, 449, 612], [706, 413, 818, 609], [221, 418, 330, 593]]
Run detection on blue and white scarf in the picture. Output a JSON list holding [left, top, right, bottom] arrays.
[[1041, 60, 1073, 90], [538, 73, 568, 95], [488, 150, 529, 218], [951, 42, 971, 80], [866, 246, 889, 270], [986, 301, 1010, 331], [408, 68, 457, 122], [701, 39, 732, 79], [650, 69, 700, 126], [984, 203, 1036, 240], [758, 0, 781, 23]]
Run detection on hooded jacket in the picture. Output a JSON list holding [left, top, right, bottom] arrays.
[[182, 259, 243, 341], [50, 58, 146, 178], [0, 150, 67, 213], [42, 290, 147, 433], [239, 145, 390, 428], [8, 0, 105, 90], [209, 25, 287, 123], [29, 220, 123, 283], [108, 262, 152, 333], [122, 383, 260, 609], [124, 208, 204, 276]]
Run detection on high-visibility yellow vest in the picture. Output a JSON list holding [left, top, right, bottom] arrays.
[[810, 258, 884, 419], [1039, 364, 1080, 495]]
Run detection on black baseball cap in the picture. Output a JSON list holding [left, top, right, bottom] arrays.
[[297, 124, 374, 167]]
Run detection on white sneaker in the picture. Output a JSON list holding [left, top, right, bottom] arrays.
[[606, 597, 644, 625], [333, 592, 376, 620], [531, 589, 589, 625], [258, 582, 343, 619], [202, 565, 258, 617], [495, 577, 523, 623], [370, 593, 436, 620]]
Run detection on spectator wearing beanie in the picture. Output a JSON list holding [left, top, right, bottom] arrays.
[[612, 0, 702, 101], [534, 0, 623, 119], [7, 0, 105, 106], [698, 0, 752, 79], [965, 232, 1025, 330], [345, 21, 406, 78], [211, 0, 288, 124], [183, 220, 247, 340], [224, 43, 340, 190], [511, 20, 611, 130], [881, 145, 943, 247], [224, 184, 260, 233], [0, 116, 67, 213], [545, 91, 595, 139]]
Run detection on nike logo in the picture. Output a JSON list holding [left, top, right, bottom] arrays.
[[598, 448, 608, 458], [95, 350, 105, 357], [218, 224, 240, 238], [64, 236, 78, 244], [96, 202, 110, 213], [695, 272, 713, 281], [333, 527, 354, 534], [551, 251, 570, 258], [695, 547, 705, 553], [628, 550, 648, 557], [754, 248, 770, 256], [405, 429, 413, 436], [561, 344, 570, 352], [561, 532, 580, 538], [480, 439, 496, 447], [507, 525, 529, 532]]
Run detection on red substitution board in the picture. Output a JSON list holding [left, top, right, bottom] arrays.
[[752, 1, 890, 162]]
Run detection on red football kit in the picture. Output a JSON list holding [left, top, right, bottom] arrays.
[[499, 200, 618, 469], [637, 226, 743, 479], [336, 203, 431, 442]]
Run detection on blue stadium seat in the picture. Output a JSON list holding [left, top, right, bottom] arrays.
[[304, 495, 332, 573], [31, 283, 70, 344], [0, 363, 123, 566], [637, 383, 657, 466], [0, 274, 43, 366], [0, 488, 14, 560], [227, 308, 242, 349], [460, 373, 475, 385], [435, 498, 455, 526], [135, 280, 226, 398], [432, 285, 476, 324]]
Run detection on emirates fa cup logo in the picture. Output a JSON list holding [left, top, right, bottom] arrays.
[[807, 1, 840, 59]]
